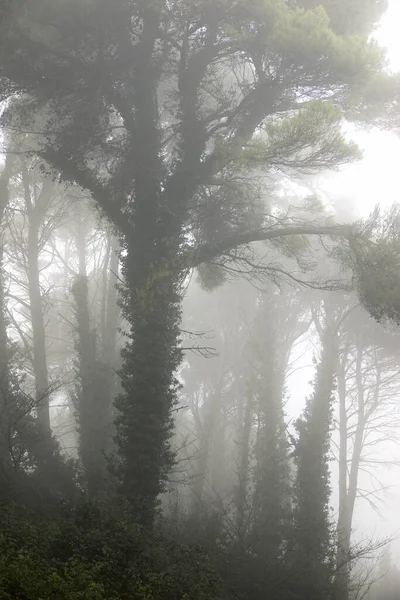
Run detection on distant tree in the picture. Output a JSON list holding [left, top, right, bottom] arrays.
[[248, 288, 310, 559], [334, 301, 400, 600]]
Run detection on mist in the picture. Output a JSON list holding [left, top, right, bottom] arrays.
[[0, 1, 399, 599]]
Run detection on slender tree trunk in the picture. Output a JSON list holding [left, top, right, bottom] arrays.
[[189, 373, 224, 519], [21, 164, 53, 433], [0, 154, 15, 481], [252, 357, 289, 560], [346, 345, 366, 527], [99, 236, 112, 338], [336, 342, 375, 600], [27, 215, 51, 431], [100, 235, 120, 408], [76, 216, 87, 278], [336, 357, 351, 600], [235, 381, 253, 543], [72, 223, 116, 494]]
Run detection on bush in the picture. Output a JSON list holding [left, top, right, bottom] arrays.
[[0, 500, 223, 600]]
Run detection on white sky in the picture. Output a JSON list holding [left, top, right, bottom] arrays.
[[321, 0, 400, 219]]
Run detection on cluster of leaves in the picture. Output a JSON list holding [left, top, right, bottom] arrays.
[[349, 207, 400, 325], [356, 239, 400, 324]]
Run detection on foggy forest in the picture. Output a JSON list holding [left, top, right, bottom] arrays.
[[0, 0, 400, 599]]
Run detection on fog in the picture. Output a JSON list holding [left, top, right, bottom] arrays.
[[0, 1, 399, 599]]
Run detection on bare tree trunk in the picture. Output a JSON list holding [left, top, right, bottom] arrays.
[[337, 344, 372, 587], [235, 381, 253, 542], [190, 374, 224, 518], [76, 216, 87, 278], [21, 161, 53, 433], [100, 235, 120, 408], [347, 345, 367, 526], [336, 356, 351, 600], [0, 153, 15, 480], [336, 334, 373, 600]]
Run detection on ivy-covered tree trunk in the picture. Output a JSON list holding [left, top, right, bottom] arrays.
[[251, 292, 308, 559], [252, 339, 290, 564], [291, 306, 338, 600], [115, 241, 183, 525], [112, 6, 193, 525]]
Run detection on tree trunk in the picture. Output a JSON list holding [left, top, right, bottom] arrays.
[[100, 235, 120, 411], [336, 339, 377, 600], [292, 308, 338, 600], [21, 164, 53, 433], [0, 154, 15, 481], [235, 381, 253, 543], [115, 238, 183, 525], [72, 275, 112, 496], [336, 357, 351, 600], [252, 352, 289, 560], [190, 370, 224, 516]]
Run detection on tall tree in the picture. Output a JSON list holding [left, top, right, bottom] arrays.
[[335, 303, 400, 600], [20, 160, 55, 432], [290, 299, 339, 600], [250, 288, 310, 562]]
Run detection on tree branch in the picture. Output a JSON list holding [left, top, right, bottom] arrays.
[[191, 224, 352, 267], [40, 150, 129, 235]]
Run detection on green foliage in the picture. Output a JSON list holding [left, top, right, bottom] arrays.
[[216, 102, 361, 174], [262, 101, 362, 171], [349, 206, 400, 325], [295, 0, 388, 36], [0, 500, 223, 600], [355, 239, 400, 324], [271, 5, 383, 82]]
